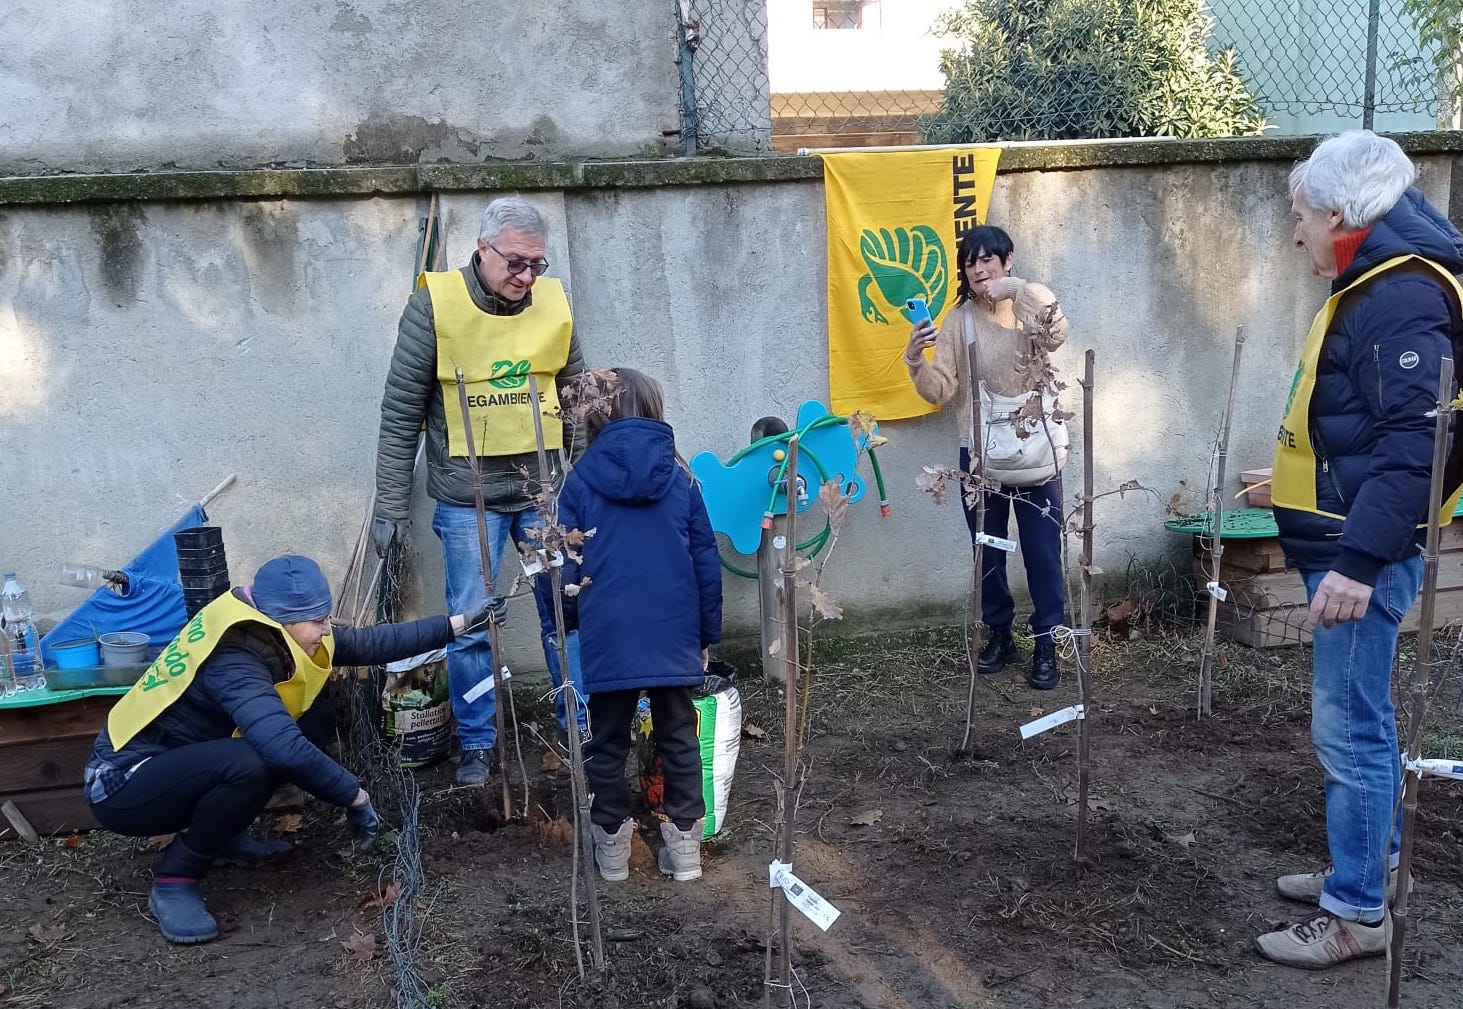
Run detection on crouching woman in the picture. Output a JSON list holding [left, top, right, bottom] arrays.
[[85, 555, 489, 944]]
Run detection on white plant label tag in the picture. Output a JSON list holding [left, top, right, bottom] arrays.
[[768, 860, 841, 931], [1019, 703, 1085, 740], [520, 550, 564, 576], [975, 532, 1018, 552], [1206, 580, 1228, 602], [463, 666, 513, 704], [1415, 758, 1463, 781]]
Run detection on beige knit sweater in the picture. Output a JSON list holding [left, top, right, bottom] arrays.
[[906, 279, 1068, 445]]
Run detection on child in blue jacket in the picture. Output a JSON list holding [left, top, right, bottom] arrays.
[[558, 368, 722, 881]]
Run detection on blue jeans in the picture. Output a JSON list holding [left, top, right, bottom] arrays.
[[1304, 557, 1420, 921], [433, 502, 586, 752], [959, 448, 1066, 637]]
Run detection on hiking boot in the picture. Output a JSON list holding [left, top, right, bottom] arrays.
[[149, 880, 219, 944], [1276, 864, 1410, 904], [977, 627, 1017, 674], [455, 748, 492, 786], [213, 829, 293, 867], [657, 819, 703, 881], [1029, 638, 1060, 690], [591, 819, 634, 882], [1254, 910, 1388, 969]]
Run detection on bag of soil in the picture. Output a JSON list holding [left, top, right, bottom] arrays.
[[382, 647, 451, 769], [633, 660, 743, 839]]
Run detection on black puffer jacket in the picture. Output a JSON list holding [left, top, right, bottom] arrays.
[[1275, 188, 1463, 581], [373, 253, 586, 519], [88, 601, 452, 807]]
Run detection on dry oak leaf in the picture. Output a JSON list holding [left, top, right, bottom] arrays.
[[1029, 706, 1045, 717], [848, 808, 883, 827], [742, 722, 767, 741], [28, 922, 67, 945], [342, 929, 379, 962], [358, 880, 403, 911], [63, 835, 84, 849], [809, 585, 844, 621], [273, 813, 304, 834]]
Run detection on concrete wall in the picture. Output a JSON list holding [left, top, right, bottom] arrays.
[[0, 148, 1454, 670], [1, 0, 682, 173]]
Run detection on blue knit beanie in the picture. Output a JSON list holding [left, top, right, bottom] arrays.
[[251, 555, 332, 623]]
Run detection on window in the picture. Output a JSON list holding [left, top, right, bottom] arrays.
[[813, 1, 865, 30]]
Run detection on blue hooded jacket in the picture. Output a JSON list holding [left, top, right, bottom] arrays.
[[1275, 187, 1463, 581], [558, 417, 722, 694]]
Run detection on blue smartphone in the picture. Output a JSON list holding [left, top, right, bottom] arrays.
[[905, 297, 932, 328]]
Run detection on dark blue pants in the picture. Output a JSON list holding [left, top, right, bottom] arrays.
[[959, 447, 1066, 637]]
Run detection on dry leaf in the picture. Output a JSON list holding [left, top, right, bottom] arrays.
[[1148, 706, 1159, 715], [28, 923, 67, 945], [148, 834, 176, 849], [848, 808, 883, 827], [63, 835, 84, 849], [1029, 706, 1045, 717], [767, 639, 782, 656], [809, 585, 844, 621], [915, 465, 952, 506], [541, 747, 565, 773], [1166, 831, 1197, 849], [274, 813, 304, 834], [817, 481, 850, 528], [358, 880, 403, 910], [742, 722, 766, 741], [342, 930, 379, 961]]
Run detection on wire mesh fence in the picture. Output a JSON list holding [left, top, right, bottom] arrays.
[[674, 0, 1449, 154]]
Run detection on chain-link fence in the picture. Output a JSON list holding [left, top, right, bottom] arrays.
[[674, 0, 1450, 155]]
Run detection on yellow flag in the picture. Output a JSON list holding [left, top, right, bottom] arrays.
[[822, 148, 1001, 419]]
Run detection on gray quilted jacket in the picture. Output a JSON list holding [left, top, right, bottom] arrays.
[[373, 254, 586, 518]]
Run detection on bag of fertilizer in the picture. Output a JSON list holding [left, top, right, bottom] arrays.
[[382, 647, 451, 769], [634, 661, 743, 840]]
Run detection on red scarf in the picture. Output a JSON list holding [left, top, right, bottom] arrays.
[[1332, 228, 1372, 275]]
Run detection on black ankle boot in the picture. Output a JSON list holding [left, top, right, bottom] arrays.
[[977, 627, 1018, 674], [1030, 638, 1059, 690]]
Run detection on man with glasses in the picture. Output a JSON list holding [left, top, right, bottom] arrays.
[[372, 195, 587, 785]]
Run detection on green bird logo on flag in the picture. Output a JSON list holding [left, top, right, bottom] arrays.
[[856, 225, 948, 326]]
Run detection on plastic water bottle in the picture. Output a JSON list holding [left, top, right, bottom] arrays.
[[58, 563, 129, 594], [2, 574, 44, 691]]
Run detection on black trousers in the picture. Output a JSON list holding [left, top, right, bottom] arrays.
[[90, 703, 336, 858], [584, 686, 705, 831]]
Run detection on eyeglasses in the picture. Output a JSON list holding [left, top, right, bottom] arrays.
[[486, 241, 550, 278]]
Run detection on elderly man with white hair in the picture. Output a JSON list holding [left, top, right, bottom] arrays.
[[1258, 131, 1463, 968], [373, 196, 587, 786]]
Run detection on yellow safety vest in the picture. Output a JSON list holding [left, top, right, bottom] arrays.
[[106, 591, 335, 750], [427, 270, 572, 457], [1272, 254, 1463, 522]]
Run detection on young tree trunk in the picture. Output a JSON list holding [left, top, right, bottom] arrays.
[[1075, 349, 1096, 865], [1198, 326, 1246, 717], [768, 436, 802, 1008], [1386, 362, 1453, 1007], [961, 343, 987, 753]]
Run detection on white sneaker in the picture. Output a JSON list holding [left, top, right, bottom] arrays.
[[656, 819, 703, 881], [1254, 911, 1389, 969], [1275, 864, 1409, 903], [591, 819, 633, 882]]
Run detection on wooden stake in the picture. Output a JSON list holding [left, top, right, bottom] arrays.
[[527, 375, 604, 973], [1386, 360, 1453, 1007], [453, 368, 512, 822], [2, 800, 40, 845], [1074, 349, 1096, 866], [1198, 326, 1246, 717]]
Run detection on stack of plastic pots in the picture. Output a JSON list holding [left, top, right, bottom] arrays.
[[174, 526, 230, 618]]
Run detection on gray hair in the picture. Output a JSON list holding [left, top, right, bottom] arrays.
[[478, 196, 550, 243], [1289, 130, 1416, 229]]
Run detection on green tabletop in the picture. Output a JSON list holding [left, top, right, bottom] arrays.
[[0, 683, 130, 710], [1165, 497, 1463, 538]]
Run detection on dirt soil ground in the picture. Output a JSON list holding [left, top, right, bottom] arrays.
[[5, 625, 1463, 1009]]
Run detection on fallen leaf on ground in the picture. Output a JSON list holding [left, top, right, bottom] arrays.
[[848, 808, 883, 827], [742, 723, 766, 741], [1029, 706, 1045, 717], [274, 813, 304, 834], [1166, 831, 1197, 849], [342, 930, 379, 961], [541, 748, 565, 773], [358, 880, 402, 910], [28, 923, 67, 945], [148, 834, 175, 849], [63, 835, 84, 849]]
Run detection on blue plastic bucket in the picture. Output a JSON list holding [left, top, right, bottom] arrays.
[[52, 638, 100, 669]]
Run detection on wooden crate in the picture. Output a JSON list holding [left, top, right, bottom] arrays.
[[0, 696, 112, 836], [1199, 524, 1463, 648]]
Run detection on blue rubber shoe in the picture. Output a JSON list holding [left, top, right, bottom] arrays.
[[149, 880, 219, 944]]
